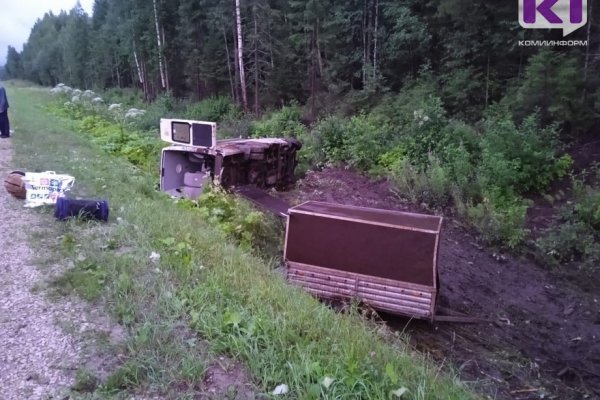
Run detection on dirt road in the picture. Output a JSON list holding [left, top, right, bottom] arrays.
[[0, 138, 117, 399]]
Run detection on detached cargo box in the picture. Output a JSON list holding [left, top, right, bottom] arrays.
[[284, 201, 442, 319]]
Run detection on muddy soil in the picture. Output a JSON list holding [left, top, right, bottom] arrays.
[[275, 168, 600, 400]]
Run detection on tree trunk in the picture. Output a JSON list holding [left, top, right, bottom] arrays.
[[114, 51, 122, 88], [141, 61, 149, 101], [253, 8, 259, 115], [316, 19, 323, 76], [153, 0, 166, 90], [372, 0, 379, 82], [484, 54, 490, 107], [223, 25, 236, 102], [133, 43, 143, 85], [236, 0, 248, 111], [362, 0, 367, 88], [232, 22, 240, 103], [162, 25, 170, 93], [310, 25, 316, 119], [366, 0, 371, 86]]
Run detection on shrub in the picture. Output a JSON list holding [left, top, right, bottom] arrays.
[[250, 104, 307, 138], [342, 113, 395, 172], [312, 115, 348, 164], [460, 190, 529, 248], [377, 146, 407, 172], [478, 113, 571, 196], [439, 67, 485, 122], [536, 176, 600, 269], [445, 144, 479, 203], [184, 96, 239, 122], [536, 222, 598, 267], [372, 76, 439, 127], [389, 155, 451, 209], [129, 95, 181, 131], [401, 96, 449, 167], [218, 114, 254, 139]]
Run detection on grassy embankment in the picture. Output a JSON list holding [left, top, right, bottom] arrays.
[[7, 81, 474, 399]]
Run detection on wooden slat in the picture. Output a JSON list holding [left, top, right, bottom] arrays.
[[287, 263, 435, 319]]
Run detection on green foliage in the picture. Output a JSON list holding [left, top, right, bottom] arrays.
[[51, 260, 108, 301], [7, 0, 597, 146], [377, 146, 407, 172], [59, 105, 163, 173], [129, 95, 182, 131], [72, 368, 99, 393], [309, 113, 395, 173], [382, 3, 431, 80], [444, 144, 479, 201], [372, 77, 439, 128], [536, 222, 599, 267], [478, 113, 570, 195], [402, 97, 449, 166], [180, 185, 282, 257], [250, 105, 307, 138], [312, 115, 348, 164], [389, 156, 451, 209], [572, 181, 600, 231], [184, 96, 239, 122], [536, 175, 600, 269], [103, 87, 142, 106], [342, 114, 395, 172], [439, 67, 485, 121], [460, 191, 530, 248], [516, 49, 592, 132]]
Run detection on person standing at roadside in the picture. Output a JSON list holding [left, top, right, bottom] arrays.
[[0, 84, 10, 138]]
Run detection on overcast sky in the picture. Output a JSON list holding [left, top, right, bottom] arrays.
[[1, 0, 94, 65]]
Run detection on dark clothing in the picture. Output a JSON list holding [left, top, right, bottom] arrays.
[[0, 112, 9, 137], [0, 86, 8, 112], [0, 86, 10, 137]]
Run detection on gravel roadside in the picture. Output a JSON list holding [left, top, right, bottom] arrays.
[[0, 137, 119, 399]]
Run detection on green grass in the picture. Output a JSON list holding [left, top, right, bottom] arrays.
[[7, 81, 475, 399]]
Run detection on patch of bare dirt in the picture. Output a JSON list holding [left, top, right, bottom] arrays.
[[276, 167, 600, 400], [201, 357, 259, 399]]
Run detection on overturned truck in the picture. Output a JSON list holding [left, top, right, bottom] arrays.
[[159, 118, 301, 198], [159, 119, 445, 321]]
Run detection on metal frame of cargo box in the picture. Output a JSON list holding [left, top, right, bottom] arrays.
[[283, 201, 442, 320]]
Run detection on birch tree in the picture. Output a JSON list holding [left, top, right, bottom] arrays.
[[236, 0, 248, 111], [153, 0, 167, 90]]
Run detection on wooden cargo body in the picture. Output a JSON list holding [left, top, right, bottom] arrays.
[[284, 201, 442, 319]]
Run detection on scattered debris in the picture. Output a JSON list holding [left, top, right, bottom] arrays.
[[3, 170, 26, 199], [23, 171, 74, 208], [391, 387, 409, 397], [272, 384, 289, 395]]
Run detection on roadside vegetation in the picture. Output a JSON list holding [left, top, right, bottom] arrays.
[[9, 82, 474, 398], [46, 59, 597, 261], [3, 0, 598, 261]]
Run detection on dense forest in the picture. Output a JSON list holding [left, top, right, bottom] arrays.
[[3, 0, 600, 258], [2, 0, 598, 118]]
